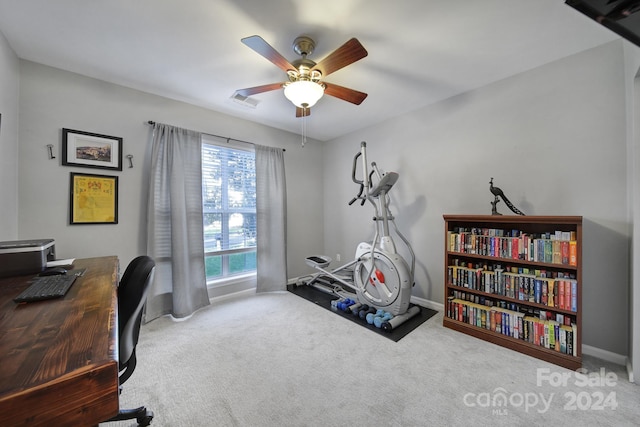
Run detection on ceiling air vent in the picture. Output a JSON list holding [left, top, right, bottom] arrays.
[[230, 93, 259, 108]]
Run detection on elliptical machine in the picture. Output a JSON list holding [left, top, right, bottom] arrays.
[[350, 141, 414, 316], [299, 142, 419, 328]]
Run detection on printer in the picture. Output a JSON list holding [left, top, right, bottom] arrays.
[[0, 239, 56, 278]]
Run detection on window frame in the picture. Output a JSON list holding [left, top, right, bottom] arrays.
[[201, 135, 257, 285]]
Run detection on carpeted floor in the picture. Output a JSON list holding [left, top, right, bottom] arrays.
[[101, 290, 640, 427], [287, 284, 438, 341]]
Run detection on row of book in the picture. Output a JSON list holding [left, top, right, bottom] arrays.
[[450, 227, 577, 240], [446, 296, 577, 356], [447, 228, 577, 266], [449, 290, 576, 325], [447, 261, 578, 312], [449, 289, 575, 320]]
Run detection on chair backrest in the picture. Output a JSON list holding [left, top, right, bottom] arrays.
[[117, 255, 155, 381]]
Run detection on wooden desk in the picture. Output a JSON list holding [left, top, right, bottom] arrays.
[[0, 256, 120, 426]]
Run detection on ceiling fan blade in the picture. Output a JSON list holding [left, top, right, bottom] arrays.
[[241, 35, 296, 72], [296, 107, 311, 118], [324, 83, 368, 105], [312, 38, 368, 77], [234, 83, 283, 97]]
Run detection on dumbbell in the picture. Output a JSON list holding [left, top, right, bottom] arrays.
[[337, 298, 356, 311], [366, 309, 385, 325], [359, 306, 377, 320], [374, 312, 393, 328], [356, 304, 369, 316], [348, 302, 362, 314], [331, 298, 350, 311]]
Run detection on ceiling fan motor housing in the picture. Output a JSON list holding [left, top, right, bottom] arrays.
[[291, 36, 320, 81], [292, 36, 315, 57]]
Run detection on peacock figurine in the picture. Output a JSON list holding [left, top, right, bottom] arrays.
[[489, 178, 525, 216]]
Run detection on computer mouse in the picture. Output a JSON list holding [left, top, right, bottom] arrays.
[[39, 267, 67, 276]]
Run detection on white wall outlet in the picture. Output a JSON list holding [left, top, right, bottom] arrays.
[[336, 253, 341, 262]]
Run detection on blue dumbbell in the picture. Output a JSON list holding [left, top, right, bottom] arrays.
[[331, 298, 350, 311], [374, 312, 393, 328], [337, 298, 356, 311], [366, 309, 385, 325]]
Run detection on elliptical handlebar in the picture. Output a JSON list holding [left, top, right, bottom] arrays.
[[349, 143, 368, 206], [348, 141, 416, 284], [348, 184, 364, 206]]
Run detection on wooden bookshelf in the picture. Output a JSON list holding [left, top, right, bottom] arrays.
[[443, 215, 582, 370]]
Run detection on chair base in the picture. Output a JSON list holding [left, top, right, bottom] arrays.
[[108, 406, 154, 426]]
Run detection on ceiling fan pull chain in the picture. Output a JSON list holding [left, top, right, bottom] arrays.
[[301, 112, 307, 147]]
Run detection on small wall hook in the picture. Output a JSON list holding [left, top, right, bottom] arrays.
[[126, 154, 134, 168], [46, 144, 55, 159]]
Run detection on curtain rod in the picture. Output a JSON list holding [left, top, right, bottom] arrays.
[[146, 121, 285, 151]]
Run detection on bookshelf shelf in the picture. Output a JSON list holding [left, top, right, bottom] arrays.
[[443, 214, 582, 370], [444, 251, 579, 271]]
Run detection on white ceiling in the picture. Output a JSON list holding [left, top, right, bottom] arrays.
[[0, 0, 619, 141]]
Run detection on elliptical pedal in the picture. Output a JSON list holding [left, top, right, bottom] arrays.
[[305, 255, 331, 269]]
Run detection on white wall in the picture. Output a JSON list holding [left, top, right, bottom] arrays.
[[0, 31, 20, 240], [17, 61, 324, 278], [323, 41, 630, 356], [625, 41, 640, 381]]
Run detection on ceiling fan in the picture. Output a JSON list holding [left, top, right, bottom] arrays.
[[234, 35, 368, 117]]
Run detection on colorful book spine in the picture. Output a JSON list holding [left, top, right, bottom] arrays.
[[447, 228, 578, 267], [447, 294, 577, 355], [569, 240, 578, 266]]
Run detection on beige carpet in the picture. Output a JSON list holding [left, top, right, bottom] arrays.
[[102, 291, 640, 427]]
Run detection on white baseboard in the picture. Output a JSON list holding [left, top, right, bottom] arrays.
[[582, 344, 628, 367], [410, 295, 443, 312], [210, 287, 256, 304]]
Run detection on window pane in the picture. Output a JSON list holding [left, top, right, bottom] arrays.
[[202, 146, 223, 211], [228, 213, 257, 249], [205, 254, 222, 278], [229, 251, 257, 275], [226, 154, 256, 210], [204, 213, 222, 252]]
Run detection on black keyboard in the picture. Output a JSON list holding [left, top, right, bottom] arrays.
[[13, 274, 78, 303]]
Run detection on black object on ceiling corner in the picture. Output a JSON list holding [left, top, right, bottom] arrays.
[[566, 0, 640, 47]]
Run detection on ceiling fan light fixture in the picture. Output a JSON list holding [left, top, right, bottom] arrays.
[[284, 80, 325, 108]]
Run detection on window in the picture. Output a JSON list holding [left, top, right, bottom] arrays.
[[201, 135, 256, 283]]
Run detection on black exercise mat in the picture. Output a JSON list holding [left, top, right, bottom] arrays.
[[288, 284, 438, 342]]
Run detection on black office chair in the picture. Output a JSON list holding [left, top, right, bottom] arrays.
[[107, 255, 156, 426]]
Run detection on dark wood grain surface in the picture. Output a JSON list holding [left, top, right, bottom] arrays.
[[0, 256, 119, 426]]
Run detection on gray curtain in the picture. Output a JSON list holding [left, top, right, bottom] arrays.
[[255, 145, 287, 292], [145, 123, 210, 322]]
